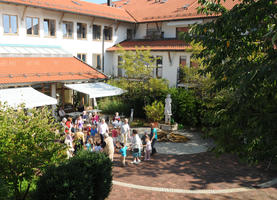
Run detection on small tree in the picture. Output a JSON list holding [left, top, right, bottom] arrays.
[[0, 104, 66, 200], [106, 46, 169, 117]]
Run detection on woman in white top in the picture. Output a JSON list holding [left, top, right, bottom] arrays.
[[131, 129, 142, 164], [120, 118, 130, 146]]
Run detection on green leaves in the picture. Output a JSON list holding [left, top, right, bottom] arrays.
[[183, 0, 277, 165], [144, 101, 164, 122], [0, 104, 66, 199]]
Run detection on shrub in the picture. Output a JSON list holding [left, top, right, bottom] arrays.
[[34, 151, 112, 200], [144, 101, 164, 122], [98, 97, 130, 116], [169, 88, 201, 126]]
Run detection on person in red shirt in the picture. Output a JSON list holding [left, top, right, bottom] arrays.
[[65, 117, 73, 133], [111, 127, 119, 146]]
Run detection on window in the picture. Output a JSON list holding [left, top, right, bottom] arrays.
[[176, 27, 189, 39], [77, 53, 87, 62], [62, 21, 73, 38], [93, 54, 102, 70], [179, 56, 187, 67], [117, 56, 123, 77], [32, 83, 51, 96], [77, 22, 87, 39], [127, 29, 133, 40], [146, 22, 162, 39], [43, 19, 56, 37], [26, 17, 39, 36], [3, 14, 17, 34], [104, 26, 112, 41], [155, 56, 163, 78], [93, 25, 101, 40]]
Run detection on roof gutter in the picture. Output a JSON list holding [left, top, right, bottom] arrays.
[[0, 0, 136, 23]]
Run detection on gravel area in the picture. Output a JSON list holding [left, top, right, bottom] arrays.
[[132, 127, 214, 155]]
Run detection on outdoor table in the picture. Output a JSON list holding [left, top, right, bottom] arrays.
[[66, 112, 82, 118], [87, 109, 102, 113]]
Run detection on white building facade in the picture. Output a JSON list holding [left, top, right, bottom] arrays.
[[0, 0, 236, 88]]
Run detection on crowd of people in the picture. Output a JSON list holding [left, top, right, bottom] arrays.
[[60, 110, 158, 166]]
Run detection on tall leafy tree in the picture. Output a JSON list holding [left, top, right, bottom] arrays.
[[184, 0, 277, 165], [108, 46, 169, 117], [0, 104, 66, 200]]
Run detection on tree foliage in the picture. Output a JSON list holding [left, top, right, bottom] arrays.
[[184, 0, 277, 165], [34, 151, 112, 200], [144, 100, 164, 122], [0, 104, 66, 200], [106, 46, 169, 117]]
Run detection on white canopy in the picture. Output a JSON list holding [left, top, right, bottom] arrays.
[[0, 87, 57, 109], [65, 82, 126, 98]]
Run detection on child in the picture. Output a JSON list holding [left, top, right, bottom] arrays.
[[90, 124, 98, 140], [144, 135, 152, 160], [111, 127, 119, 146], [85, 137, 93, 152], [93, 140, 102, 152], [85, 124, 92, 143], [118, 142, 127, 167]]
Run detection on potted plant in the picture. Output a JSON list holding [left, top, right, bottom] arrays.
[[144, 101, 164, 127]]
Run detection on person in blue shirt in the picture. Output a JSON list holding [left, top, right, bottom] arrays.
[[90, 124, 98, 140], [150, 123, 158, 155], [118, 142, 128, 167]]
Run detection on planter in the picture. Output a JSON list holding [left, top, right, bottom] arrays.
[[159, 123, 178, 131]]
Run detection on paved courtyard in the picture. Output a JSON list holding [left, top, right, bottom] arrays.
[[107, 130, 277, 200]]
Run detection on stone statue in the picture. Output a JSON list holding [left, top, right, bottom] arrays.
[[164, 94, 172, 124]]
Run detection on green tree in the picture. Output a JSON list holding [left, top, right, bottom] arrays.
[[184, 0, 277, 165], [107, 46, 169, 117], [0, 104, 66, 200]]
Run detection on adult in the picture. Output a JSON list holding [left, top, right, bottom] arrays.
[[74, 128, 85, 155], [112, 112, 121, 127], [58, 106, 66, 119], [164, 94, 172, 124], [103, 133, 114, 161], [131, 130, 142, 164], [65, 117, 74, 133], [150, 123, 158, 155], [60, 117, 67, 134], [120, 118, 130, 146], [76, 116, 84, 130], [91, 112, 99, 125], [82, 110, 88, 121], [98, 118, 109, 144]]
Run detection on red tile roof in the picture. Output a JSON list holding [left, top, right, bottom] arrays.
[[106, 39, 191, 51], [112, 0, 240, 22], [0, 57, 107, 85], [0, 0, 135, 22]]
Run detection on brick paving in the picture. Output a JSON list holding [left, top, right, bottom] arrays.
[[107, 152, 277, 200]]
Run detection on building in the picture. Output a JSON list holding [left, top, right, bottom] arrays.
[[0, 0, 238, 104]]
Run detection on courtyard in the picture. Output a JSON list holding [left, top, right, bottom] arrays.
[[108, 130, 277, 200]]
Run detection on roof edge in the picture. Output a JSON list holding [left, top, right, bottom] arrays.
[[0, 0, 136, 23]]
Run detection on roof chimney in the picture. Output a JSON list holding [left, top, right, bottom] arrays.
[[107, 0, 111, 6]]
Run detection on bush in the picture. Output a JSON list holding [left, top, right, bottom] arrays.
[[169, 88, 201, 126], [98, 97, 130, 116], [144, 101, 164, 122], [34, 151, 112, 200]]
